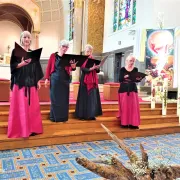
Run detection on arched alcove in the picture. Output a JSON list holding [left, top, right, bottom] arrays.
[[0, 0, 40, 32], [0, 4, 34, 31]]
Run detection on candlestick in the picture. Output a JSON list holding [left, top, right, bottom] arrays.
[[151, 79, 156, 109]]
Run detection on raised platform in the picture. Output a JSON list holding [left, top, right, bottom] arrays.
[[0, 102, 179, 150], [0, 81, 148, 102]]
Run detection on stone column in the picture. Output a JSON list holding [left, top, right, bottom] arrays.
[[71, 0, 83, 82]]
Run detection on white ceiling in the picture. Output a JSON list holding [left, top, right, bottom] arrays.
[[35, 0, 64, 22]]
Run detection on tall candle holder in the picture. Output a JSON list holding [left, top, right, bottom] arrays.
[[151, 79, 156, 109], [162, 78, 168, 115]]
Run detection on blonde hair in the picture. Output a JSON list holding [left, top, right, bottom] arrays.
[[59, 40, 69, 47], [20, 31, 32, 46], [85, 44, 93, 51]]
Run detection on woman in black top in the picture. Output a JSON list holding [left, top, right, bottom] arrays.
[[8, 31, 43, 138], [118, 54, 142, 129], [75, 44, 102, 120]]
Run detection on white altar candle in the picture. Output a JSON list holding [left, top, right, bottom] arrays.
[[162, 78, 168, 115], [177, 78, 180, 121], [177, 90, 180, 116], [176, 38, 180, 122], [177, 67, 180, 122]]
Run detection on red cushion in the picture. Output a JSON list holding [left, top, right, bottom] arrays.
[[0, 78, 9, 81], [104, 82, 119, 86]]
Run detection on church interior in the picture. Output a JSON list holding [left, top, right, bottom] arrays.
[[0, 0, 180, 179]]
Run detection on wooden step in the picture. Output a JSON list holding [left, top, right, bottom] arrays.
[[97, 107, 177, 117], [0, 118, 121, 134], [0, 107, 177, 121], [0, 115, 178, 134], [0, 102, 177, 111], [0, 122, 179, 150]]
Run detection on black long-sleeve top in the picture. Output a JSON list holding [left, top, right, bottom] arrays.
[[118, 67, 139, 94], [10, 49, 44, 90]]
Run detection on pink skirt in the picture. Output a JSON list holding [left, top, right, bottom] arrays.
[[118, 92, 140, 126], [8, 85, 43, 138]]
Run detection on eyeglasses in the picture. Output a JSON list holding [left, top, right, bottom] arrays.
[[62, 45, 69, 48]]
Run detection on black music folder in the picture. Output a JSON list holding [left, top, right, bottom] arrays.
[[85, 58, 101, 68], [60, 54, 89, 67], [85, 55, 110, 68], [129, 72, 147, 82], [14, 42, 42, 63]]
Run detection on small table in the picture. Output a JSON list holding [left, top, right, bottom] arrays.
[[103, 82, 120, 101], [38, 80, 50, 102], [0, 79, 10, 101], [72, 82, 80, 100]]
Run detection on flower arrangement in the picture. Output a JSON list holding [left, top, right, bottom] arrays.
[[145, 68, 173, 87]]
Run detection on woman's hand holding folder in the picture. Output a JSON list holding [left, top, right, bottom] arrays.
[[23, 57, 31, 65], [17, 57, 31, 69]]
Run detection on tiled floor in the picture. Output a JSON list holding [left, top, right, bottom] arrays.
[[0, 133, 180, 179]]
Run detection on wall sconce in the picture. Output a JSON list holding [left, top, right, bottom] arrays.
[[33, 8, 37, 16], [128, 30, 136, 35], [74, 0, 83, 8], [93, 0, 100, 3], [118, 41, 121, 45]]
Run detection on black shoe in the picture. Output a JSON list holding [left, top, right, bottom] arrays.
[[50, 118, 55, 122], [30, 133, 37, 136], [120, 125, 129, 128], [129, 125, 139, 129], [87, 117, 96, 120]]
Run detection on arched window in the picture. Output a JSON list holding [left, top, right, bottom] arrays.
[[113, 0, 136, 32], [69, 0, 74, 41]]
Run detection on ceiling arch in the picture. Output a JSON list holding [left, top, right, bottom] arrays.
[[0, 0, 41, 32], [0, 4, 33, 31], [35, 0, 63, 22]]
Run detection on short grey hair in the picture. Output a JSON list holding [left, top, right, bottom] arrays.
[[59, 40, 69, 47], [85, 44, 93, 51], [20, 31, 32, 46], [126, 53, 136, 62]]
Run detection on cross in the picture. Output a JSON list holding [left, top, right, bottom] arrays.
[[7, 45, 10, 53]]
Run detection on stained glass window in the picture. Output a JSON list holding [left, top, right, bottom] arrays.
[[69, 0, 74, 41], [113, 0, 119, 32], [113, 0, 136, 32], [132, 0, 136, 24]]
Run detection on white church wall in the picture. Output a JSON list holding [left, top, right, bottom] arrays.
[[39, 22, 61, 58], [0, 21, 22, 55], [103, 0, 180, 53], [0, 20, 65, 59], [153, 0, 180, 28], [103, 0, 154, 53]]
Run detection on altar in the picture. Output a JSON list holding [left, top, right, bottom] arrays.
[[0, 64, 10, 80], [0, 62, 10, 102], [0, 51, 11, 80]]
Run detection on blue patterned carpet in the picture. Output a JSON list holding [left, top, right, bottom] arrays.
[[0, 133, 180, 179]]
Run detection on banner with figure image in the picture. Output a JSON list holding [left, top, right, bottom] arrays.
[[144, 29, 174, 87]]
